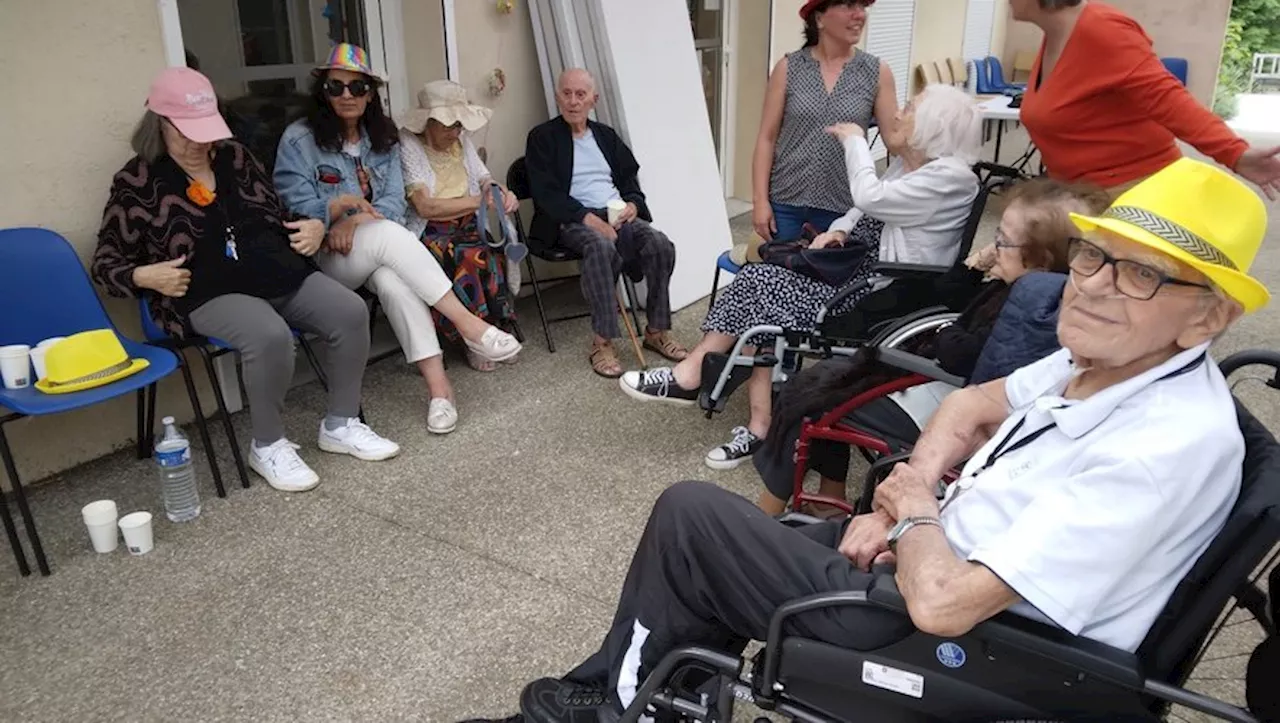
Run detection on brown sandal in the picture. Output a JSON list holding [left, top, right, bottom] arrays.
[[642, 331, 689, 362], [589, 342, 624, 378]]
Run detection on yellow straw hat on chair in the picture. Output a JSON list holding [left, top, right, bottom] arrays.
[[35, 329, 149, 395], [1069, 157, 1270, 313]]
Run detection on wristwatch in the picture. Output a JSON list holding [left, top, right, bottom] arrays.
[[886, 516, 942, 550]]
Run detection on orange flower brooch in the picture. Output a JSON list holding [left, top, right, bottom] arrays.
[[186, 179, 216, 207]]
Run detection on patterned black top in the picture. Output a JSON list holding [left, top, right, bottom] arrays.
[[92, 141, 313, 337], [769, 49, 880, 214]]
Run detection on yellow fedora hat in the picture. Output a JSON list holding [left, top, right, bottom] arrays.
[[1069, 158, 1270, 313], [34, 329, 149, 395]]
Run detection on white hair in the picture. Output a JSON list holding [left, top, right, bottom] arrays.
[[909, 84, 983, 165]]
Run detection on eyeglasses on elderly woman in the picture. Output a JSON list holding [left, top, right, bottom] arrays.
[[1066, 237, 1212, 301]]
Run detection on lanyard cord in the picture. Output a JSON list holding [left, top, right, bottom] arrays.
[[940, 352, 1208, 512]]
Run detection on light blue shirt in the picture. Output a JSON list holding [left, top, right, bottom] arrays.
[[569, 130, 621, 209]]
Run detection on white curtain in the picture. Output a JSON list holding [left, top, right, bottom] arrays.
[[865, 0, 916, 159], [963, 0, 996, 63]]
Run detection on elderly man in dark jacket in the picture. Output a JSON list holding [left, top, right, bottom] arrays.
[[524, 68, 688, 378]]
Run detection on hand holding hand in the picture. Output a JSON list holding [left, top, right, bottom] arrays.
[[133, 256, 191, 298], [326, 212, 375, 256], [872, 463, 940, 522], [809, 231, 847, 250], [1235, 145, 1280, 201], [586, 212, 618, 242], [837, 509, 896, 571], [825, 123, 866, 143], [285, 219, 325, 257]]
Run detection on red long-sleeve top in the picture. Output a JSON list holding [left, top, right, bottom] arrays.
[[1019, 2, 1248, 189]]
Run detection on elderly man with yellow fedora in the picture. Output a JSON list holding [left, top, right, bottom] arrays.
[[465, 157, 1271, 722], [398, 80, 524, 374]]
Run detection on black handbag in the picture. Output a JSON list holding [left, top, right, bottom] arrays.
[[760, 223, 873, 287]]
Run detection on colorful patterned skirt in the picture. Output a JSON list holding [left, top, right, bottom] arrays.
[[420, 217, 517, 343]]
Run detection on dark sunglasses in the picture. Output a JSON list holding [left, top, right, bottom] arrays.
[[1067, 237, 1211, 301], [323, 78, 373, 98]]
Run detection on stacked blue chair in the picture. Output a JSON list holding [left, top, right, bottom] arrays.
[[985, 56, 1026, 92], [0, 227, 189, 577], [1162, 57, 1189, 86]]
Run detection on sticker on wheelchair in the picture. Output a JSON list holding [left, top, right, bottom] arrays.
[[861, 661, 924, 698], [935, 641, 967, 669]]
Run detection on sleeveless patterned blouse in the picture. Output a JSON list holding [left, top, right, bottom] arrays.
[[769, 48, 880, 214]]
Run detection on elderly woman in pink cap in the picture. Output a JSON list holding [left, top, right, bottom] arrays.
[[274, 44, 521, 434], [398, 80, 521, 372], [93, 67, 401, 494]]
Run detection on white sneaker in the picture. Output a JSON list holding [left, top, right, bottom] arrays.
[[249, 439, 320, 492], [427, 398, 458, 435], [317, 418, 401, 461]]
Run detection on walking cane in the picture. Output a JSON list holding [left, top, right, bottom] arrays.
[[616, 289, 647, 369]]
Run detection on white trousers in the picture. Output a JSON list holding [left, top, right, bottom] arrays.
[[316, 219, 452, 363]]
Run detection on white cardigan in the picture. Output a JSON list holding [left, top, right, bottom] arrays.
[[828, 135, 978, 267]]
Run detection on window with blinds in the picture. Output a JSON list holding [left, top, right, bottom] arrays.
[[962, 0, 996, 63], [864, 0, 915, 159]]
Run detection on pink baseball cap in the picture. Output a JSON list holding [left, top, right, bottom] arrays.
[[145, 67, 233, 143]]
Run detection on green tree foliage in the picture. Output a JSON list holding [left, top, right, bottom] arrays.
[[1214, 0, 1280, 117]]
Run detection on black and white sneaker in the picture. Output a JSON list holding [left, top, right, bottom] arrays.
[[704, 426, 763, 470], [619, 367, 698, 407], [519, 678, 609, 723]]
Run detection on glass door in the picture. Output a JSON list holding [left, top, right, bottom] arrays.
[[176, 0, 371, 171], [689, 0, 726, 167]]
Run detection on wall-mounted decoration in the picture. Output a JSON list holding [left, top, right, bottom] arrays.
[[497, 0, 515, 14], [487, 68, 507, 97]]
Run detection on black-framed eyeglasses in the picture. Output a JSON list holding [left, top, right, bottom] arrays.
[[323, 78, 373, 98], [1067, 237, 1211, 301], [993, 227, 1022, 250]]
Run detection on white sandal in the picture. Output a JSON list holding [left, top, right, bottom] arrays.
[[464, 326, 522, 363]]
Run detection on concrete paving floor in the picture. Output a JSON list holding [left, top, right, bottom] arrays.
[[2, 137, 1278, 722]]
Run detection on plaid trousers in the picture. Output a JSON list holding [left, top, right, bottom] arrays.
[[557, 217, 676, 339]]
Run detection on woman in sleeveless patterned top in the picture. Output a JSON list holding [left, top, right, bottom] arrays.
[[751, 0, 901, 243]]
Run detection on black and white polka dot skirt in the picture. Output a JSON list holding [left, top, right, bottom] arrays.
[[703, 217, 883, 346]]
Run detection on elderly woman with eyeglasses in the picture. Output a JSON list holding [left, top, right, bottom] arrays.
[[274, 44, 521, 435], [92, 67, 401, 493]]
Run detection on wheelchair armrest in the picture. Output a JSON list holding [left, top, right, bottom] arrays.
[[970, 612, 1144, 689], [872, 261, 952, 278], [875, 348, 967, 388], [867, 571, 908, 613]]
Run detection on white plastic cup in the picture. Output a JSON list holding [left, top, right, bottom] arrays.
[[31, 338, 65, 383], [0, 344, 32, 390], [118, 512, 154, 555], [81, 500, 119, 553], [606, 199, 627, 226]]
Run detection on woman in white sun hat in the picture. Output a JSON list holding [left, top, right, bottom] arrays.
[[399, 80, 522, 372]]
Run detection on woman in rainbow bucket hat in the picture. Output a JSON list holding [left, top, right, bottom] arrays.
[[274, 43, 522, 436]]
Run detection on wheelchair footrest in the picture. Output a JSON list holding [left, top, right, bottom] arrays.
[[698, 351, 776, 414]]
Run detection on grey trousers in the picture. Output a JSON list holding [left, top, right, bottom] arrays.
[[187, 272, 370, 445]]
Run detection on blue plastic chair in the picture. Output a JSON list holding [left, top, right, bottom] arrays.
[[973, 58, 999, 95], [986, 56, 1026, 92], [0, 227, 187, 577], [1161, 57, 1189, 86], [707, 250, 743, 314]]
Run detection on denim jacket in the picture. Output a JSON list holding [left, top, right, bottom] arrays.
[[273, 119, 406, 228]]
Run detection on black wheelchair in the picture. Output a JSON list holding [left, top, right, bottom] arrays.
[[699, 162, 1026, 418], [621, 350, 1280, 722]]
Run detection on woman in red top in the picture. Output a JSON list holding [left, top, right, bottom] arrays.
[[1014, 0, 1280, 198]]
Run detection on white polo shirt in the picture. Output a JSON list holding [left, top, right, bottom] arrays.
[[939, 342, 1243, 652]]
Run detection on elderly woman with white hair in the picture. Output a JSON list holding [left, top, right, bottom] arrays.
[[620, 84, 983, 471]]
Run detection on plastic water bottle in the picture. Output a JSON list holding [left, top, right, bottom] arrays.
[[155, 416, 201, 523]]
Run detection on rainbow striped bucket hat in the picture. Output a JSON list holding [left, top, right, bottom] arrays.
[[314, 42, 386, 81]]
